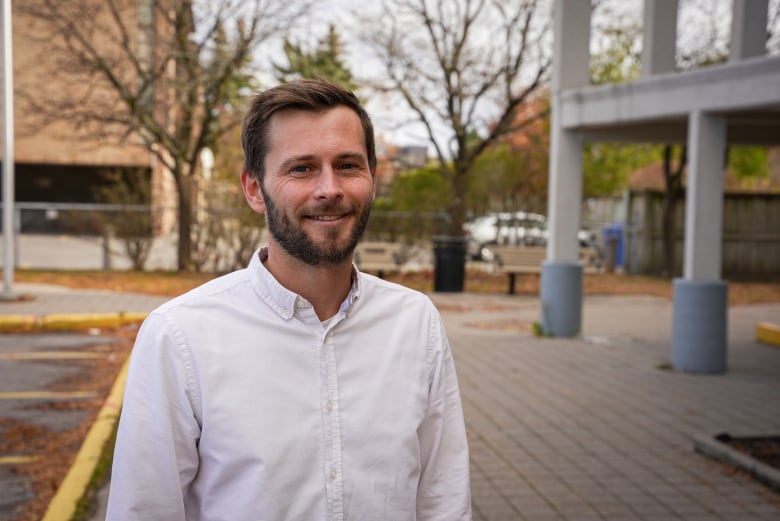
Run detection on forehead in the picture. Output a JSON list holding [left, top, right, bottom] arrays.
[[266, 106, 366, 159]]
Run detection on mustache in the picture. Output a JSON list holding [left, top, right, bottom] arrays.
[[300, 203, 356, 216]]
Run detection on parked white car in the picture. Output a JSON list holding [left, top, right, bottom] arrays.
[[464, 212, 547, 260], [464, 212, 595, 261]]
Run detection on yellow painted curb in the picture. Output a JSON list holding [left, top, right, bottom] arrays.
[[41, 355, 130, 521], [0, 391, 98, 400], [0, 312, 147, 332], [0, 455, 37, 465], [42, 312, 148, 331], [0, 351, 106, 360], [756, 322, 780, 347], [0, 315, 37, 332]]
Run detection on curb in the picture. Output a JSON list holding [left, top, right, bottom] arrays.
[[0, 311, 147, 520], [41, 355, 130, 521], [693, 433, 780, 492], [756, 322, 780, 347], [0, 312, 148, 332]]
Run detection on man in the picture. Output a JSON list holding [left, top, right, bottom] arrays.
[[106, 79, 472, 521]]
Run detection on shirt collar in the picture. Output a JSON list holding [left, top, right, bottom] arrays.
[[248, 247, 361, 320]]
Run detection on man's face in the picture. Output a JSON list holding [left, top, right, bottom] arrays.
[[243, 106, 375, 267]]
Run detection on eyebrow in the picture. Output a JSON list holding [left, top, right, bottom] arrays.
[[334, 152, 368, 164], [278, 152, 367, 170]]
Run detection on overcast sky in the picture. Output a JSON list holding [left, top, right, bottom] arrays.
[[257, 0, 779, 150]]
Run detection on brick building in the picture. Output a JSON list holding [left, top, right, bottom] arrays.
[[1, 1, 177, 235]]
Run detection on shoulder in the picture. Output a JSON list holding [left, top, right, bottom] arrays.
[[356, 274, 451, 370], [355, 273, 444, 348], [150, 268, 253, 320], [133, 268, 257, 362], [357, 272, 438, 314]]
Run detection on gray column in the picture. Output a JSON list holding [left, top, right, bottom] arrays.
[[541, 0, 590, 337], [729, 0, 768, 62], [672, 111, 728, 373], [672, 280, 728, 373], [547, 121, 582, 264], [683, 112, 725, 281], [641, 0, 679, 77], [551, 0, 590, 92]]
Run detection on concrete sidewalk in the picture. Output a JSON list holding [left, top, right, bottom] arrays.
[[436, 293, 780, 520], [2, 284, 779, 520], [0, 283, 169, 318]]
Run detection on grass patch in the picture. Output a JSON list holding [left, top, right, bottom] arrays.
[[70, 419, 119, 521], [13, 269, 213, 297], [6, 268, 780, 305]]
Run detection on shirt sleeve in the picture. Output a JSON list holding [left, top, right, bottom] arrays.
[[106, 312, 202, 521], [416, 311, 472, 520]]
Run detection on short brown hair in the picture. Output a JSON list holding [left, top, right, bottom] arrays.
[[241, 79, 376, 182]]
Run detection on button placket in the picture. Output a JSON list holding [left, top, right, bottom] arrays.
[[320, 329, 344, 521]]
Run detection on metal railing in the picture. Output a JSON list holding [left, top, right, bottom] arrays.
[[0, 202, 453, 272]]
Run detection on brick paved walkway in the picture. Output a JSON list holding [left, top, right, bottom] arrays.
[[433, 293, 780, 521]]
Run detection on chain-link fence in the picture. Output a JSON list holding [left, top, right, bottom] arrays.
[[0, 203, 451, 272]]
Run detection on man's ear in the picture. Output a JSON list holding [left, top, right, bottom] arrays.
[[240, 171, 266, 214]]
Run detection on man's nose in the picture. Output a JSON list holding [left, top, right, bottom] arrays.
[[314, 167, 344, 200]]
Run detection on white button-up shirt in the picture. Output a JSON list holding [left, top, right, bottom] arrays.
[[107, 249, 471, 521]]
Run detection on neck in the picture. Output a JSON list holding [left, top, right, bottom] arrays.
[[263, 244, 354, 321]]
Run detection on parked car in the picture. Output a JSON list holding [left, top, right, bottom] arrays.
[[464, 212, 547, 260], [464, 212, 596, 261]]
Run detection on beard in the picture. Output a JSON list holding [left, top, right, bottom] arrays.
[[263, 193, 372, 267]]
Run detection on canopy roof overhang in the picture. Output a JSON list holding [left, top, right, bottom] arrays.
[[559, 55, 780, 146]]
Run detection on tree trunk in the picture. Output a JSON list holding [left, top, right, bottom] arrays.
[[176, 170, 194, 271], [661, 145, 686, 277], [662, 185, 677, 277], [448, 165, 470, 236]]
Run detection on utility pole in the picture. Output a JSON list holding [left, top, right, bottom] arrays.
[[1, 0, 15, 298]]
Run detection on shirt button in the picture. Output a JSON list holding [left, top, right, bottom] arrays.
[[330, 468, 337, 480], [326, 400, 333, 412]]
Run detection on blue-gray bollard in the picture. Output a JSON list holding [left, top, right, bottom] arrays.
[[672, 279, 728, 373], [540, 262, 583, 337]]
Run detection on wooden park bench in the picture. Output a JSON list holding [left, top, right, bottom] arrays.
[[354, 241, 404, 278], [492, 245, 603, 294], [491, 246, 546, 295], [578, 246, 603, 273]]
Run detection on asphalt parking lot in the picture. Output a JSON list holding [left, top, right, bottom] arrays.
[[0, 331, 133, 521]]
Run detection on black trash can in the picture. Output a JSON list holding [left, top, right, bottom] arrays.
[[432, 236, 467, 293]]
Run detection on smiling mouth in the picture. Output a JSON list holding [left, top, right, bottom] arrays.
[[308, 214, 348, 222]]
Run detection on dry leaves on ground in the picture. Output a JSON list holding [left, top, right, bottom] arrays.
[[1, 326, 136, 521], [11, 269, 780, 305]]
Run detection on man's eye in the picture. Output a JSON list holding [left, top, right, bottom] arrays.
[[339, 163, 357, 170], [292, 165, 310, 173]]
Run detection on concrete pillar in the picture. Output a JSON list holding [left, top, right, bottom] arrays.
[[729, 0, 768, 62], [547, 124, 582, 264], [641, 0, 679, 77], [683, 112, 725, 281], [551, 0, 590, 92], [541, 0, 590, 337], [541, 261, 583, 337], [672, 111, 728, 373], [672, 280, 728, 373]]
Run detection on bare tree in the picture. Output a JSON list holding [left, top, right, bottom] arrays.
[[661, 145, 686, 277], [364, 0, 552, 237], [19, 0, 311, 270]]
